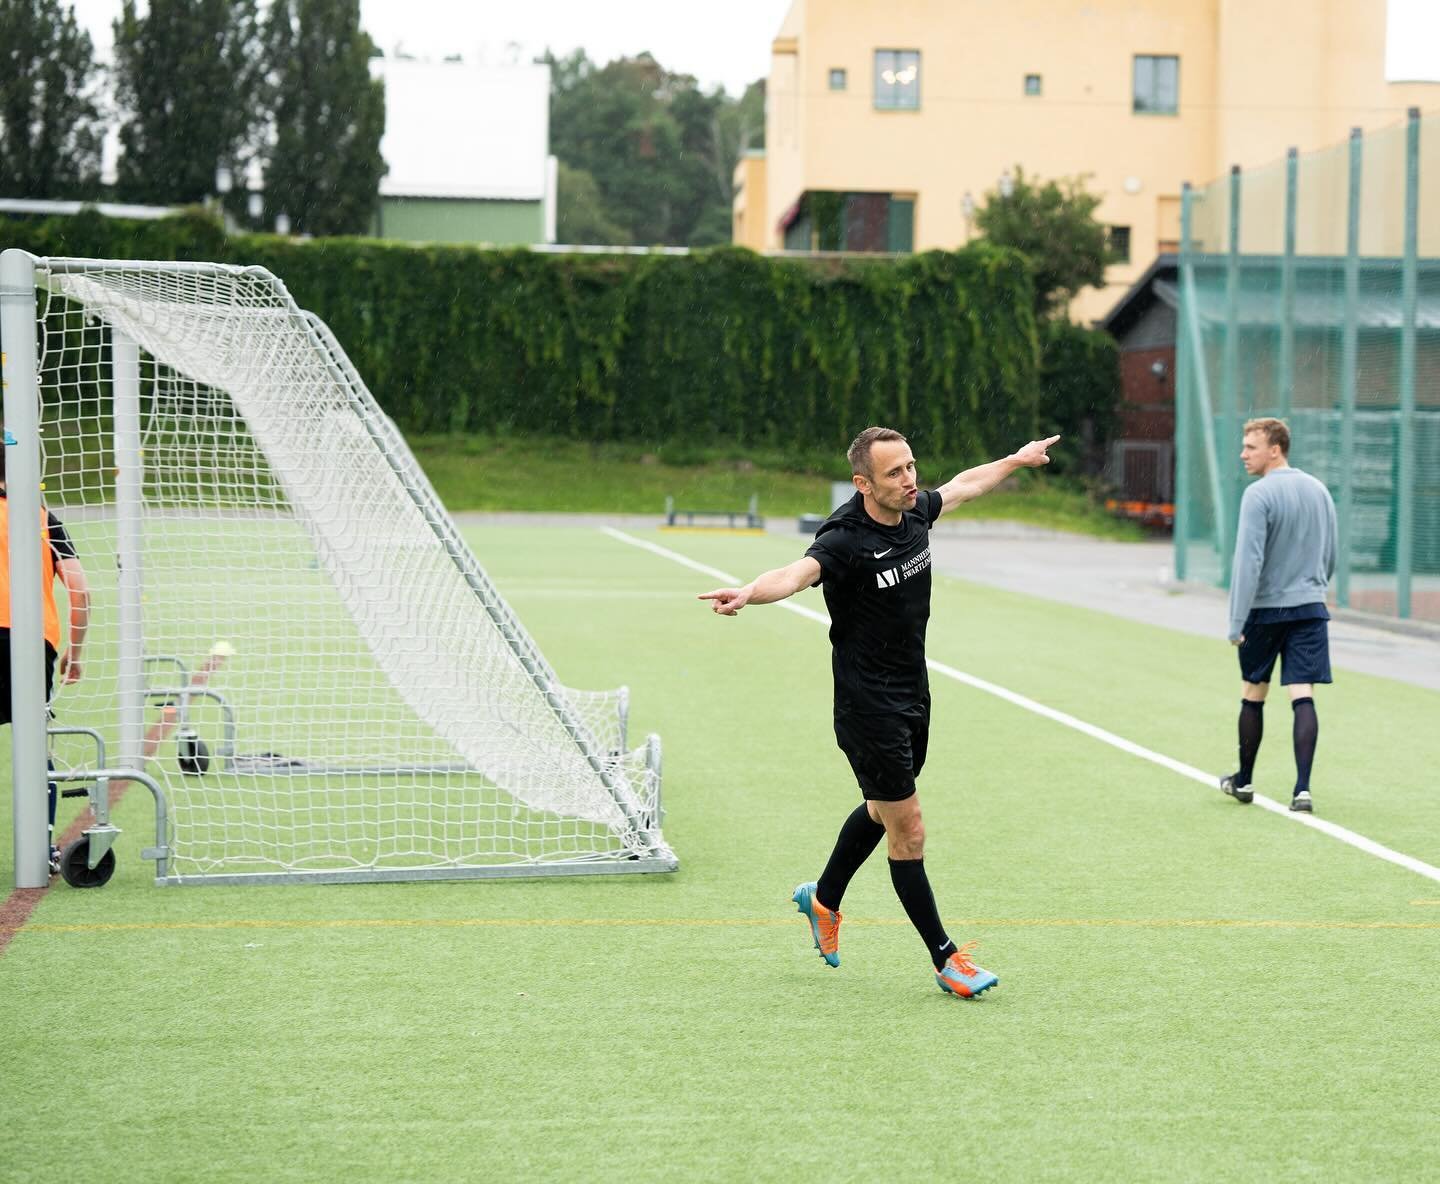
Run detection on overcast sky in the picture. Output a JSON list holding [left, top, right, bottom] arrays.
[[68, 0, 792, 97], [1385, 0, 1440, 81], [66, 0, 1440, 93]]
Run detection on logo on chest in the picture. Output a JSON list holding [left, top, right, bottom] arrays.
[[873, 546, 931, 590]]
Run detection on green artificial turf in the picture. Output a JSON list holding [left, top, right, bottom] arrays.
[[2, 525, 1437, 1183]]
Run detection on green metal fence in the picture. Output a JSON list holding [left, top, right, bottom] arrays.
[[1176, 107, 1440, 622]]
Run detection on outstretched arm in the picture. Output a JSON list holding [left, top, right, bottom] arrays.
[[935, 435, 1060, 517], [699, 556, 823, 616]]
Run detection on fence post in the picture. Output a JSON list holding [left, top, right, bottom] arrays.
[[1175, 183, 1193, 582], [1279, 148, 1297, 419], [1221, 165, 1242, 583], [1337, 128, 1363, 609], [1396, 108, 1419, 619]]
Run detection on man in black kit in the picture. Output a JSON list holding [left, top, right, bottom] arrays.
[[700, 426, 1058, 998]]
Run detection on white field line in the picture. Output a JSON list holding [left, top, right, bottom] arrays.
[[602, 527, 1440, 886]]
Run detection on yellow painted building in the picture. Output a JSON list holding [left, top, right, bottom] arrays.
[[735, 0, 1439, 322]]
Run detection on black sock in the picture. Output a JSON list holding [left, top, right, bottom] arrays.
[[815, 803, 886, 912], [888, 857, 952, 969], [1236, 699, 1264, 786], [1292, 697, 1317, 794]]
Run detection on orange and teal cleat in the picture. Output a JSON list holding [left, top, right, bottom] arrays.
[[792, 881, 841, 967], [935, 942, 998, 999]]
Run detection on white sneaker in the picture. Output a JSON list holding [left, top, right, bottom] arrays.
[[1220, 773, 1253, 804]]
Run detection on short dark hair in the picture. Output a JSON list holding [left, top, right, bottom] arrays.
[[847, 426, 907, 478], [1244, 417, 1290, 456]]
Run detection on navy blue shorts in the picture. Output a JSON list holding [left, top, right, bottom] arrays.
[[1238, 616, 1332, 686], [833, 704, 929, 802]]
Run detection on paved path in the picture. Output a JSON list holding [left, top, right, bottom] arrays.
[[878, 522, 1440, 693], [456, 512, 1440, 693]]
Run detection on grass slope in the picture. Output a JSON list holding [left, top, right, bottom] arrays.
[[410, 434, 1144, 539]]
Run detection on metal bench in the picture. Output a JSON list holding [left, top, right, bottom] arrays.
[[663, 494, 763, 531]]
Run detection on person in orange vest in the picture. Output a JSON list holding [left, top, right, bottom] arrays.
[[0, 444, 90, 875]]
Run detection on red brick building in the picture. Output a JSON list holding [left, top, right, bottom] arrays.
[[1097, 254, 1177, 524]]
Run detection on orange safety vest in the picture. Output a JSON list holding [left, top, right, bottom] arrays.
[[0, 497, 63, 649]]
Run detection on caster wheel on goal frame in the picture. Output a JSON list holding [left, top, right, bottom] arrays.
[[177, 729, 211, 775], [60, 838, 116, 889]]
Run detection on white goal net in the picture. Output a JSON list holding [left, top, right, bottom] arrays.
[[19, 256, 674, 884]]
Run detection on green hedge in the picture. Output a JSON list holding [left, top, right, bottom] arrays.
[[2, 209, 1115, 466], [1039, 319, 1121, 477]]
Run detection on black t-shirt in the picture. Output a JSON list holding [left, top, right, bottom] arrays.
[[46, 512, 76, 563], [805, 489, 941, 715]]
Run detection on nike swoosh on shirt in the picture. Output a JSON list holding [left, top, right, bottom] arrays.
[[873, 548, 893, 558]]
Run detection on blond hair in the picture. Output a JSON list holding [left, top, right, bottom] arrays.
[[1243, 417, 1290, 455]]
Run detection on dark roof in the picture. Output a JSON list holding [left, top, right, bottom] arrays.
[[1096, 253, 1177, 338], [1101, 252, 1440, 338], [1157, 279, 1440, 330]]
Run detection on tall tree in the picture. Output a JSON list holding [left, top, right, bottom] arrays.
[[263, 0, 385, 236], [0, 0, 104, 199], [734, 78, 765, 155], [668, 80, 731, 246], [112, 0, 264, 206], [548, 51, 756, 248], [556, 162, 632, 246], [974, 166, 1110, 319]]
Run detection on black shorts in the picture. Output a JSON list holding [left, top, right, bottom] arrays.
[[834, 703, 929, 802], [1238, 616, 1332, 686], [0, 630, 58, 725]]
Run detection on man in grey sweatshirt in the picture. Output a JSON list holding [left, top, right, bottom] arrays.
[[1220, 417, 1336, 813]]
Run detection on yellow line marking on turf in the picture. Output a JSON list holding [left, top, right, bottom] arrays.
[[506, 589, 680, 600], [22, 916, 1440, 936], [658, 527, 766, 536], [1413, 900, 1440, 906]]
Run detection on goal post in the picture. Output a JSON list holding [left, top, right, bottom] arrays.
[[2, 248, 50, 888], [4, 251, 676, 885]]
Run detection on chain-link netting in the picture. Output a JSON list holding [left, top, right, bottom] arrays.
[[1177, 109, 1440, 622]]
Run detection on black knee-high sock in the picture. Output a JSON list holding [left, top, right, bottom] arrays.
[[1292, 697, 1318, 793], [815, 803, 886, 911], [1237, 699, 1264, 786], [889, 858, 954, 969]]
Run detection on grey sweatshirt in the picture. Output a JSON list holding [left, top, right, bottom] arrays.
[[1227, 466, 1337, 641]]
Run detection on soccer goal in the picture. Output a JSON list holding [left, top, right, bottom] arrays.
[[1, 251, 676, 886]]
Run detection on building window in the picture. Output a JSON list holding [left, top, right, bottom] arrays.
[[781, 192, 914, 253], [1133, 55, 1179, 114], [1108, 225, 1132, 263], [829, 68, 847, 91], [783, 211, 813, 251], [886, 197, 914, 252], [874, 50, 920, 110], [1024, 73, 1042, 96]]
